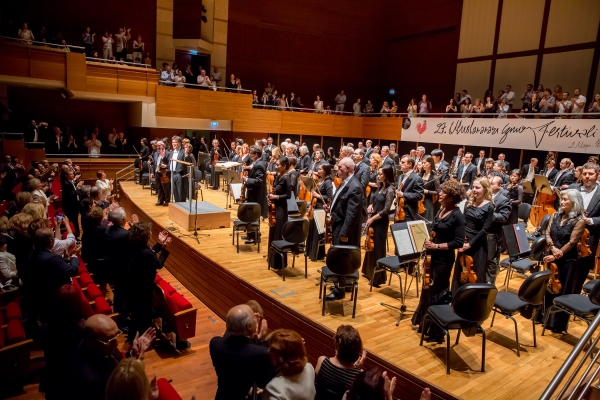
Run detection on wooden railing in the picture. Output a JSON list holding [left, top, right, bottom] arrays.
[[86, 62, 158, 97]]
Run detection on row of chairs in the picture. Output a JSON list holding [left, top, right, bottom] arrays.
[[0, 299, 32, 388]]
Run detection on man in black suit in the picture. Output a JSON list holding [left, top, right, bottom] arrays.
[[264, 136, 276, 153], [62, 169, 84, 237], [150, 141, 171, 206], [497, 153, 511, 172], [473, 150, 486, 176], [521, 157, 540, 204], [569, 163, 600, 291], [395, 156, 424, 222], [105, 207, 133, 325], [451, 147, 464, 170], [352, 148, 370, 189], [489, 176, 511, 283], [24, 119, 47, 143], [240, 145, 267, 244], [542, 159, 558, 183], [552, 158, 575, 189], [169, 136, 186, 202], [380, 146, 396, 170], [363, 140, 373, 162], [47, 126, 65, 154], [325, 157, 364, 300], [456, 152, 477, 190], [431, 149, 449, 184], [210, 304, 276, 400], [28, 227, 79, 318]]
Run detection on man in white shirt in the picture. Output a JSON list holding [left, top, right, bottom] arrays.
[[500, 84, 516, 113], [473, 150, 486, 176], [197, 69, 212, 89], [520, 84, 534, 106], [160, 64, 174, 85], [334, 90, 346, 113], [557, 92, 572, 118], [571, 88, 586, 119], [352, 99, 362, 116], [114, 27, 131, 61]]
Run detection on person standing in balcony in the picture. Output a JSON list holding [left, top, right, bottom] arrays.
[[18, 22, 34, 42], [82, 27, 95, 57], [335, 90, 347, 113], [226, 74, 237, 91], [210, 66, 222, 87], [174, 70, 186, 88], [132, 35, 144, 63], [314, 95, 324, 113], [197, 69, 211, 89], [114, 27, 131, 61], [84, 132, 102, 157], [102, 31, 114, 60]]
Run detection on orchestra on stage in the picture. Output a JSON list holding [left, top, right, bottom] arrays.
[[148, 135, 600, 337]]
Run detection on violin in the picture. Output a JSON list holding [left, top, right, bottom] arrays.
[[363, 214, 374, 252], [159, 166, 169, 184], [395, 181, 405, 221], [213, 148, 220, 165], [459, 252, 477, 284], [579, 228, 591, 257], [239, 170, 248, 203], [268, 183, 276, 228], [333, 176, 341, 188], [423, 232, 435, 289], [547, 261, 562, 294], [325, 198, 333, 244], [298, 180, 307, 200], [418, 198, 425, 214]]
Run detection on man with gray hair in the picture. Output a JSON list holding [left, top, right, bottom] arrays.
[[380, 146, 395, 170], [105, 206, 131, 325], [150, 140, 171, 206], [209, 304, 275, 400]]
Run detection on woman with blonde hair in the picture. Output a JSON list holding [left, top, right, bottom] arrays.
[[367, 153, 382, 201], [451, 178, 494, 293], [105, 358, 155, 400], [30, 178, 55, 212], [96, 170, 113, 199], [7, 213, 34, 282], [22, 202, 46, 220], [263, 329, 315, 399]]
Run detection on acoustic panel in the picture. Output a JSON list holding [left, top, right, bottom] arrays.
[[497, 0, 545, 54], [457, 0, 499, 59], [545, 0, 600, 48]]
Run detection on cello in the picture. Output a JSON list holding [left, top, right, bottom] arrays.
[[530, 151, 557, 226]]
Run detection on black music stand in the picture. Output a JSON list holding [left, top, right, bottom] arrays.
[[378, 222, 428, 326], [222, 169, 240, 209]]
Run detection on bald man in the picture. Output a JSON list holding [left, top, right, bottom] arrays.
[[325, 157, 365, 300], [67, 315, 154, 400], [210, 304, 276, 400]]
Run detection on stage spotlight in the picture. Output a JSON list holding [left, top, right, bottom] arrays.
[[389, 88, 395, 95]]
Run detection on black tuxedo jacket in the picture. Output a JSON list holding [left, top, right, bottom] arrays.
[[245, 160, 268, 217], [330, 175, 364, 245], [397, 171, 424, 220], [382, 156, 395, 171], [297, 153, 311, 174], [61, 179, 81, 215], [451, 155, 462, 167], [490, 192, 511, 234], [170, 147, 186, 174], [552, 170, 574, 188], [435, 164, 449, 184], [209, 334, 276, 400], [521, 164, 540, 191], [354, 161, 370, 189], [456, 163, 477, 189], [364, 147, 373, 161], [473, 157, 486, 174], [152, 151, 172, 174], [542, 167, 558, 183]]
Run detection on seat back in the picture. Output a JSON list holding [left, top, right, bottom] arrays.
[[452, 284, 497, 323], [281, 218, 309, 244], [326, 245, 361, 276], [539, 213, 551, 233], [237, 202, 261, 223], [134, 158, 141, 169], [518, 203, 532, 223], [529, 236, 547, 261], [589, 280, 600, 306], [193, 167, 203, 182], [518, 269, 551, 306]]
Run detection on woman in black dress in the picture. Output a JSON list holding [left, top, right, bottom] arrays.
[[451, 178, 494, 293], [287, 156, 299, 196], [367, 153, 382, 202], [504, 169, 523, 226], [327, 147, 337, 169], [412, 181, 466, 341], [361, 166, 396, 287], [268, 156, 293, 269], [306, 164, 334, 262], [420, 156, 441, 221], [542, 189, 586, 333]]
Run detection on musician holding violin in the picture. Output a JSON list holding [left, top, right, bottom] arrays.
[[567, 163, 600, 291], [420, 156, 441, 221], [451, 178, 494, 293], [361, 166, 396, 287], [240, 146, 268, 244], [267, 156, 294, 269], [149, 140, 171, 206], [504, 169, 523, 226], [367, 153, 382, 202], [208, 139, 225, 190], [305, 164, 333, 262], [395, 156, 424, 222], [542, 189, 587, 333], [413, 181, 466, 342]]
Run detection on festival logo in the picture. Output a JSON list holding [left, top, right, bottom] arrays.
[[416, 120, 427, 135]]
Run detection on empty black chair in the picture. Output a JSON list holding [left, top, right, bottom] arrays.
[[420, 283, 497, 374], [501, 223, 536, 289], [490, 270, 551, 356], [232, 202, 261, 253], [527, 213, 550, 242], [141, 161, 151, 187], [134, 158, 141, 184], [518, 203, 532, 225], [193, 168, 204, 201], [583, 279, 599, 295], [268, 218, 309, 280], [204, 159, 212, 188], [542, 280, 600, 338], [319, 245, 361, 318]]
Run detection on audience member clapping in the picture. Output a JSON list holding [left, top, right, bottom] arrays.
[[66, 314, 155, 400], [210, 304, 276, 400], [0, 235, 17, 283], [263, 329, 316, 400], [315, 325, 365, 400]]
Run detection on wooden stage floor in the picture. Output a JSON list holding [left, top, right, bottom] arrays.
[[118, 181, 585, 400]]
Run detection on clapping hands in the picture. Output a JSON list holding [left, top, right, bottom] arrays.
[[158, 230, 172, 247]]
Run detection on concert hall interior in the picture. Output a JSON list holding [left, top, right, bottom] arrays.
[[1, 1, 600, 399]]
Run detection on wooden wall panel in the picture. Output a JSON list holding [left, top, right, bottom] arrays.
[[66, 52, 87, 92], [281, 113, 335, 136], [233, 108, 282, 133], [86, 64, 119, 94], [333, 116, 362, 139], [363, 118, 403, 141], [118, 70, 151, 97], [156, 86, 201, 119], [197, 90, 236, 120], [29, 50, 66, 81], [172, 0, 203, 39], [0, 43, 30, 78]]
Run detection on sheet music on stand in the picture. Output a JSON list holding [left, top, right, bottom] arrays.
[[390, 221, 429, 257], [313, 209, 326, 234], [300, 176, 317, 191], [230, 183, 242, 201]]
